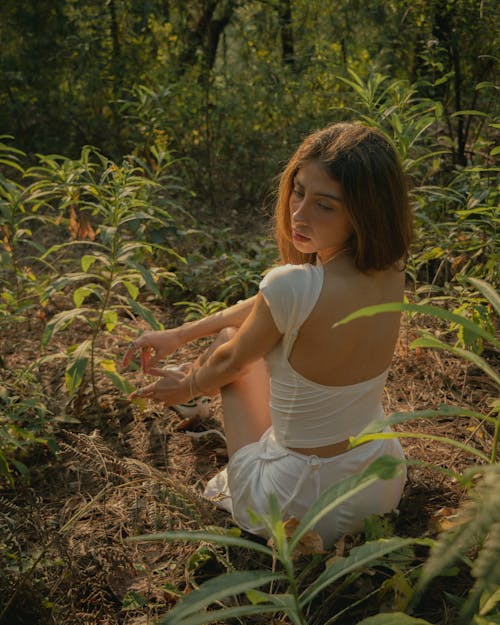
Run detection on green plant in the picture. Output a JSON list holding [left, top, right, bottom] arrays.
[[0, 137, 54, 333], [0, 369, 56, 485], [174, 295, 227, 321], [176, 231, 278, 306], [410, 142, 499, 292], [341, 278, 499, 462], [336, 277, 499, 622], [31, 145, 184, 404], [411, 462, 500, 625], [333, 70, 444, 180], [129, 456, 432, 624]]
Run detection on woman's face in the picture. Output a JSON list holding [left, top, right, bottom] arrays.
[[289, 160, 354, 263]]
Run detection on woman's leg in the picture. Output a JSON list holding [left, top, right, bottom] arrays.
[[198, 327, 271, 458]]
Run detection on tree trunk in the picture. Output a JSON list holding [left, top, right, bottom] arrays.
[[433, 0, 467, 166], [278, 0, 294, 67], [109, 0, 121, 91], [177, 0, 237, 74]]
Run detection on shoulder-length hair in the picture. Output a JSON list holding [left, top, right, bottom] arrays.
[[274, 122, 413, 271]]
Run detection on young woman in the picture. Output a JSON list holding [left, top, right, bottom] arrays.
[[122, 122, 413, 547]]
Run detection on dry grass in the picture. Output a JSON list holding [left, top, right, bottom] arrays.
[[0, 307, 496, 625]]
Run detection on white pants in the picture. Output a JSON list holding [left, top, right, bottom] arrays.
[[204, 427, 406, 548]]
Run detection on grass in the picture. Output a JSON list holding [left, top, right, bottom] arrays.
[[0, 287, 495, 624]]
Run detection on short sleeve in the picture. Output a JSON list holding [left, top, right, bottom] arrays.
[[259, 264, 322, 334]]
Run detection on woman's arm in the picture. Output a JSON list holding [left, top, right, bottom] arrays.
[[195, 293, 280, 393], [174, 295, 257, 344], [131, 293, 282, 404], [123, 295, 257, 371]]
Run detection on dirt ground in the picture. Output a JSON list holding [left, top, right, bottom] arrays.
[[0, 301, 496, 625]]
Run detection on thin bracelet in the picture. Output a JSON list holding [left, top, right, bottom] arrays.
[[189, 366, 203, 399]]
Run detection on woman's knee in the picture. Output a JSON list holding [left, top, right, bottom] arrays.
[[196, 326, 238, 367], [217, 326, 238, 343]]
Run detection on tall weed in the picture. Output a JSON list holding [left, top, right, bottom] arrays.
[[0, 137, 54, 332], [31, 146, 184, 403]]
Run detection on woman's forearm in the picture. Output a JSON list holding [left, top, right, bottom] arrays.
[[123, 296, 258, 372], [174, 295, 257, 346], [192, 339, 246, 396]]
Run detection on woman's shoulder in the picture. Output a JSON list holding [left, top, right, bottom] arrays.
[[261, 262, 321, 286], [259, 263, 323, 332], [324, 260, 405, 305]]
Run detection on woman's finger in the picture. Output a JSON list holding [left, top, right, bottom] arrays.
[[141, 346, 152, 372], [130, 384, 153, 400], [146, 367, 174, 377], [122, 338, 143, 367]]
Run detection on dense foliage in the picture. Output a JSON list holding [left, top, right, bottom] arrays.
[[0, 1, 498, 624]]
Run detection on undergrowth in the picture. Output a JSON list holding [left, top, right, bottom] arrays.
[[0, 69, 499, 624]]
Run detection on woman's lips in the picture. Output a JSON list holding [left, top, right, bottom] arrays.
[[293, 229, 310, 242]]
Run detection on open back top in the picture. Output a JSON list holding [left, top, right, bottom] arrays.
[[260, 263, 389, 447]]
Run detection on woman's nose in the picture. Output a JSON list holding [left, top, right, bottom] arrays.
[[291, 196, 307, 219]]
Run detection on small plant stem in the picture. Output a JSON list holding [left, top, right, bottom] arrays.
[[322, 584, 383, 625], [8, 206, 22, 302], [90, 272, 113, 408], [90, 191, 120, 407], [490, 410, 499, 464], [280, 551, 307, 625]]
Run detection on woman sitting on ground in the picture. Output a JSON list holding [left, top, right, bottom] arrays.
[[123, 121, 413, 547]]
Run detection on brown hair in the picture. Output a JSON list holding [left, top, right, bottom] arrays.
[[274, 122, 413, 271]]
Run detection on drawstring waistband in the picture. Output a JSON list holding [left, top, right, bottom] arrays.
[[282, 454, 321, 514]]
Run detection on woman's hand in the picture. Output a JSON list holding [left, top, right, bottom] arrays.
[[122, 330, 181, 372], [129, 366, 190, 405]]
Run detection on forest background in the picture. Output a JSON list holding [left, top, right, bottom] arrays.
[[0, 1, 499, 624]]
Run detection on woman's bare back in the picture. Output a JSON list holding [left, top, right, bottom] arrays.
[[289, 256, 404, 386]]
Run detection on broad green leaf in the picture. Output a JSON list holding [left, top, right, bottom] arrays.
[[468, 278, 500, 317], [356, 613, 432, 625], [129, 262, 160, 295], [356, 406, 497, 434], [156, 570, 285, 624], [103, 370, 135, 395], [411, 336, 500, 386], [158, 604, 286, 625], [73, 286, 94, 308], [334, 302, 498, 348], [65, 339, 91, 396], [41, 307, 90, 348], [81, 255, 98, 272], [10, 458, 30, 477], [245, 590, 297, 611], [300, 537, 430, 607], [127, 529, 273, 557], [246, 589, 273, 605], [99, 359, 115, 372], [127, 297, 164, 330], [472, 616, 500, 625], [123, 280, 139, 300], [102, 309, 118, 331], [350, 431, 490, 463], [41, 272, 97, 302], [290, 456, 403, 552], [100, 359, 134, 394], [451, 110, 489, 117], [480, 587, 500, 616]]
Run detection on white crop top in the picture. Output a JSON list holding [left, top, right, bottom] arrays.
[[260, 263, 388, 447]]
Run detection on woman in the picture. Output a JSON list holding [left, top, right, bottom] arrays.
[[123, 122, 413, 547]]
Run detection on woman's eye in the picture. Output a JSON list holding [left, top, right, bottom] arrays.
[[318, 202, 332, 210], [293, 188, 304, 198]]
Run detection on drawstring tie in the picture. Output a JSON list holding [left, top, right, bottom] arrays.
[[282, 454, 321, 514]]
